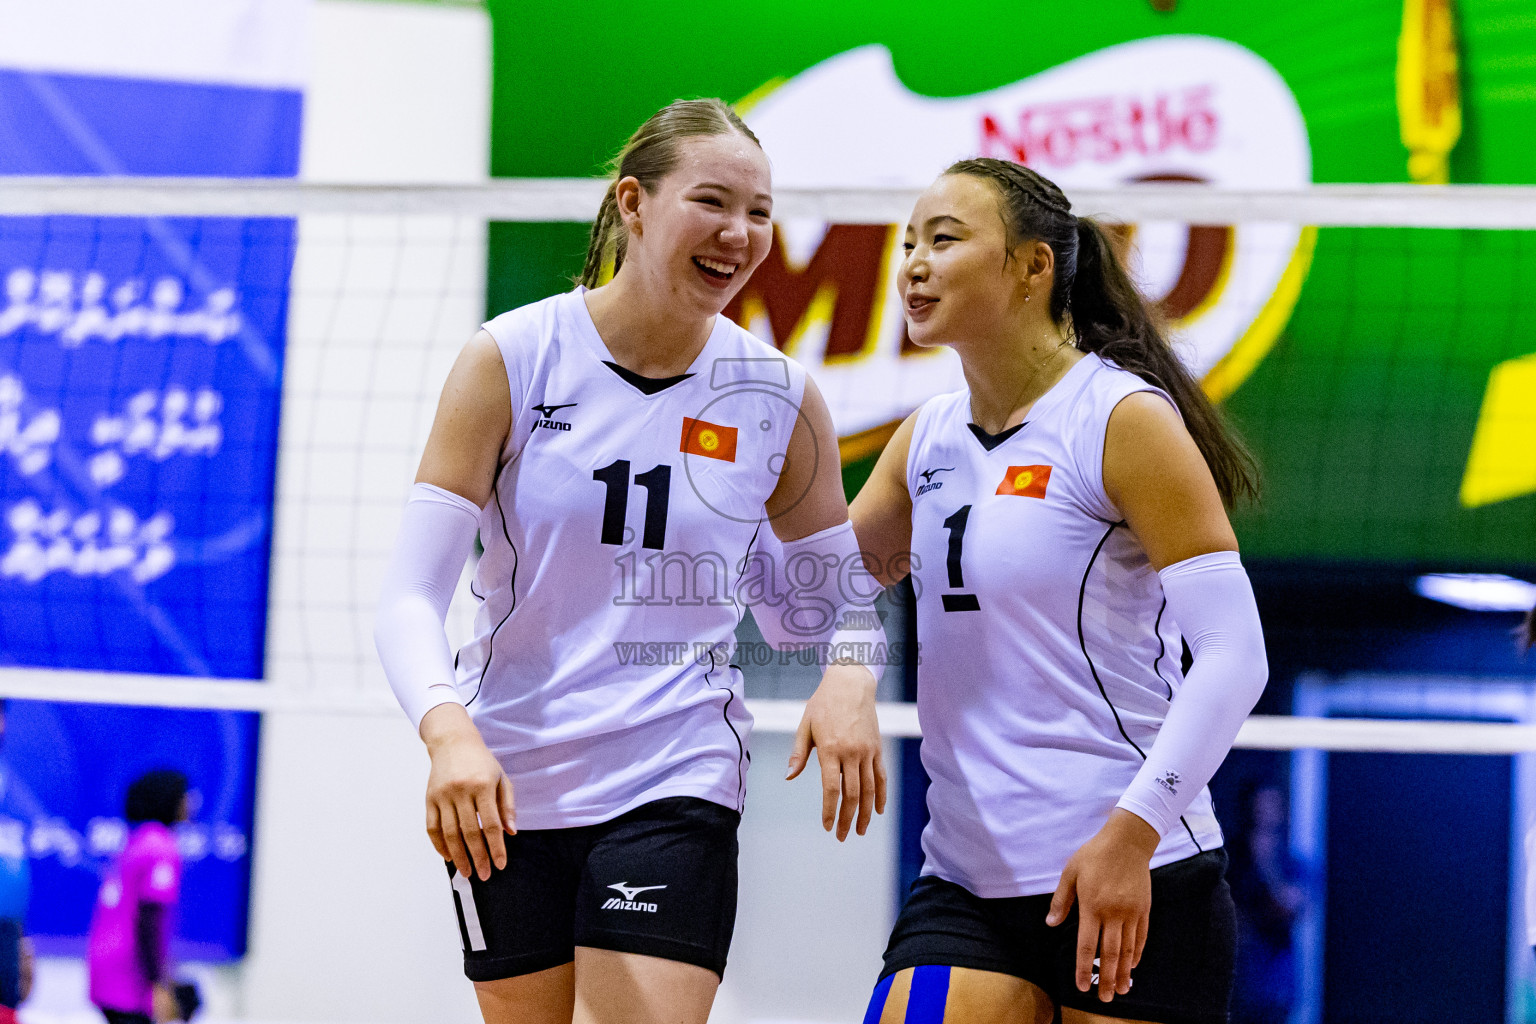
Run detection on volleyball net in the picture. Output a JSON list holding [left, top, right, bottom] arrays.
[[3, 176, 1536, 1024], [0, 177, 1531, 755]]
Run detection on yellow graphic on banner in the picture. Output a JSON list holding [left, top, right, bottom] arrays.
[[1460, 353, 1536, 508], [1201, 227, 1318, 404], [1397, 0, 1462, 184]]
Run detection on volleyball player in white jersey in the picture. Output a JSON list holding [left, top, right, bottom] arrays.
[[374, 100, 887, 1024], [851, 158, 1269, 1024]]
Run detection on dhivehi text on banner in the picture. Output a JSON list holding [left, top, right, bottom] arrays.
[[0, 0, 307, 961]]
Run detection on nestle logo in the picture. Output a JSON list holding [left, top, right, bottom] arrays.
[[979, 85, 1218, 169]]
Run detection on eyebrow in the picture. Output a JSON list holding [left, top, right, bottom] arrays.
[[693, 182, 774, 204], [904, 214, 969, 235]]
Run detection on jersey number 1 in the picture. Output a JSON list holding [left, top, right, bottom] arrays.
[[593, 459, 671, 549], [941, 505, 981, 612]]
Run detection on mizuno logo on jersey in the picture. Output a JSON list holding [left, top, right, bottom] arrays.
[[531, 401, 576, 432], [996, 464, 1052, 498], [916, 466, 953, 496], [680, 417, 737, 462], [602, 882, 665, 912]]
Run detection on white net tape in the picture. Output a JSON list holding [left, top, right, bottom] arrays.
[[7, 668, 1536, 754], [4, 177, 1536, 227], [0, 178, 1530, 753]]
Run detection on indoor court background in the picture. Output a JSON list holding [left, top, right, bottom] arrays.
[[1, 2, 1534, 1024]]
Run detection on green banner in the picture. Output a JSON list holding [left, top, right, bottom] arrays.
[[487, 0, 1536, 567]]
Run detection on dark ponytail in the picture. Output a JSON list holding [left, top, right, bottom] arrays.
[[946, 157, 1260, 508], [578, 98, 762, 289], [1521, 608, 1535, 655]]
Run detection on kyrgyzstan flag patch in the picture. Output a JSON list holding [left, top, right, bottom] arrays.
[[680, 417, 738, 462], [996, 464, 1051, 498]]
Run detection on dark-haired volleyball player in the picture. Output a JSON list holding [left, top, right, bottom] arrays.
[[374, 99, 887, 1024], [851, 158, 1269, 1024], [87, 771, 190, 1024]]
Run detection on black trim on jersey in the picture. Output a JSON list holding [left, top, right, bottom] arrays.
[[1076, 522, 1202, 853], [1151, 596, 1173, 701], [728, 665, 752, 770], [737, 520, 764, 595], [966, 421, 1026, 452], [711, 520, 764, 810], [705, 658, 748, 812], [603, 360, 694, 395], [467, 460, 521, 708]]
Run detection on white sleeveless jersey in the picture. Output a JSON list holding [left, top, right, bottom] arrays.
[[907, 353, 1223, 898], [458, 289, 806, 830]]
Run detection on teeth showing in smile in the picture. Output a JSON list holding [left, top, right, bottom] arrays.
[[693, 257, 736, 278]]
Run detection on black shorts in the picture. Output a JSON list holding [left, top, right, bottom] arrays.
[[880, 849, 1236, 1024], [100, 1013, 153, 1024], [447, 796, 739, 981]]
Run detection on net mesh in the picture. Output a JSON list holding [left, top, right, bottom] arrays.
[[0, 179, 1529, 754]]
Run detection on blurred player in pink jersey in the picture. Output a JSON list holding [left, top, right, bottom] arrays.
[[87, 771, 188, 1024]]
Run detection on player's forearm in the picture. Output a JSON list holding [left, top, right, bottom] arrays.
[[1116, 551, 1268, 835], [747, 520, 888, 684], [374, 483, 480, 731]]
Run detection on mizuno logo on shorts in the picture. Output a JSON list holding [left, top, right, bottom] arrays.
[[602, 881, 665, 912]]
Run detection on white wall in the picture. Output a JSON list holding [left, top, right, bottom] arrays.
[[726, 733, 897, 1024], [299, 1, 491, 185]]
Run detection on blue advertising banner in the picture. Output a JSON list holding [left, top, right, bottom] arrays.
[[0, 70, 299, 678], [1, 699, 259, 960], [0, 0, 308, 961]]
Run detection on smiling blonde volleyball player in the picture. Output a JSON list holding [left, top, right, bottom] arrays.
[[375, 99, 887, 1024]]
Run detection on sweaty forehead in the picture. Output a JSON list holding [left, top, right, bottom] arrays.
[[670, 134, 771, 191]]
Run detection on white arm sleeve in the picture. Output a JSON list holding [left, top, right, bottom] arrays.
[[373, 482, 481, 732], [1116, 550, 1268, 836], [742, 520, 889, 684]]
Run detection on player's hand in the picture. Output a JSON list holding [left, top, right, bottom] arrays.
[[152, 982, 179, 1023], [421, 703, 515, 881], [1046, 808, 1160, 1003], [18, 935, 33, 1002], [786, 662, 887, 840]]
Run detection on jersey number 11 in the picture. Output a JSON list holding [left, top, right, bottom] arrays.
[[593, 459, 672, 549]]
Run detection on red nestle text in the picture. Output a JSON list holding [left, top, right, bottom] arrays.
[[979, 86, 1218, 169]]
